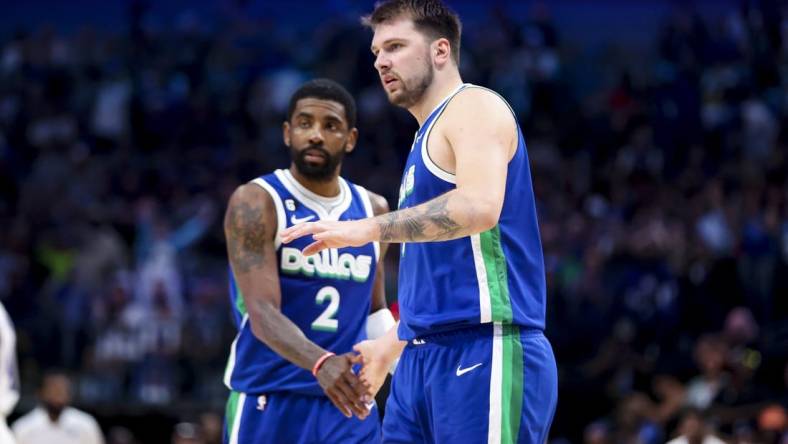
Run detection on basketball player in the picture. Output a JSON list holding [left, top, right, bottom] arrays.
[[222, 79, 393, 444], [280, 1, 558, 443]]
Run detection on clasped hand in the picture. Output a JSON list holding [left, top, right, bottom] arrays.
[[315, 338, 392, 420]]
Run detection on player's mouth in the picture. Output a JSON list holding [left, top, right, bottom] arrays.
[[382, 75, 399, 88], [303, 148, 328, 164]]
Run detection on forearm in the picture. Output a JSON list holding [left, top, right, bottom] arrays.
[[250, 299, 327, 371], [373, 190, 497, 243]]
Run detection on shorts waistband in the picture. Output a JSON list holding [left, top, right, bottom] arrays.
[[408, 323, 542, 347]]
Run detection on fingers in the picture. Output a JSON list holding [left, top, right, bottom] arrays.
[[281, 222, 323, 244], [302, 240, 328, 256], [326, 376, 367, 419], [353, 341, 371, 355], [349, 353, 364, 365], [337, 371, 370, 418], [325, 390, 352, 418]]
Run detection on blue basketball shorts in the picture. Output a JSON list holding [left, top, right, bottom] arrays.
[[223, 390, 381, 444], [382, 324, 557, 444]]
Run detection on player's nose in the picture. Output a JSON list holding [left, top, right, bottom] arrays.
[[374, 52, 390, 72], [308, 127, 324, 144]]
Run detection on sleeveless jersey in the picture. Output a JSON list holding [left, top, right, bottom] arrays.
[[223, 169, 379, 396], [396, 83, 546, 340]]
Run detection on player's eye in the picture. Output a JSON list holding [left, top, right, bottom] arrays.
[[298, 120, 311, 128], [326, 122, 339, 131]]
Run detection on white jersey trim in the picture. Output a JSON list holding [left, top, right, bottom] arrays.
[[420, 83, 467, 185], [223, 314, 249, 388], [275, 170, 353, 221], [487, 322, 503, 444], [421, 84, 520, 186], [355, 184, 380, 262], [471, 234, 493, 323], [250, 178, 286, 249], [229, 392, 246, 444]]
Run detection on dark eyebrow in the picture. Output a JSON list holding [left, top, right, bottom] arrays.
[[323, 115, 346, 127], [371, 38, 405, 53]]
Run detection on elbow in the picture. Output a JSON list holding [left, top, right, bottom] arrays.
[[249, 320, 268, 342], [477, 212, 499, 232], [475, 200, 501, 232]]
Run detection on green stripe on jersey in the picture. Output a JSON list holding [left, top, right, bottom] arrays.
[[234, 285, 247, 316], [499, 324, 524, 443], [224, 391, 240, 443], [480, 226, 512, 323]]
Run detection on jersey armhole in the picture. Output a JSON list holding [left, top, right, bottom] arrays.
[[461, 85, 520, 160], [355, 184, 381, 262], [250, 178, 286, 250]]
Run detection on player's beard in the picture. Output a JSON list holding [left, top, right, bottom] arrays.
[[290, 144, 345, 182], [388, 51, 434, 108]]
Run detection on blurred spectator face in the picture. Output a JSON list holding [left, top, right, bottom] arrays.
[[584, 421, 611, 444], [616, 393, 651, 429], [199, 412, 222, 444], [371, 18, 435, 108], [283, 98, 357, 182], [172, 422, 204, 444], [694, 336, 727, 376], [677, 411, 705, 442], [40, 373, 72, 418], [724, 307, 758, 345]]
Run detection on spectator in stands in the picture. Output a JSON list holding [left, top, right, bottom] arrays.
[[12, 370, 104, 444], [666, 408, 726, 444]]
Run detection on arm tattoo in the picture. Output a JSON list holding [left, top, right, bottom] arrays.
[[226, 201, 266, 273], [377, 195, 463, 242], [425, 196, 462, 239]]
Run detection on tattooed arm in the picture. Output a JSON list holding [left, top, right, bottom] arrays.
[[224, 184, 368, 418], [377, 88, 515, 242], [281, 88, 515, 252]]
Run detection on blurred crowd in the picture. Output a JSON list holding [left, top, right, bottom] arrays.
[[1, 0, 787, 442]]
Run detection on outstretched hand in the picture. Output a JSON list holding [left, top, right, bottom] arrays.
[[281, 219, 376, 255]]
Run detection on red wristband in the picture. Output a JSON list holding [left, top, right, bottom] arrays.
[[311, 352, 335, 377]]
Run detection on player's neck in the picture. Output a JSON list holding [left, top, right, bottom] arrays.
[[288, 165, 341, 197], [409, 72, 463, 126]]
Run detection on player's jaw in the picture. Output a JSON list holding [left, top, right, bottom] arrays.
[[379, 61, 433, 108], [291, 144, 344, 182]]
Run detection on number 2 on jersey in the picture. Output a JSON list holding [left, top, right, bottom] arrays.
[[311, 286, 339, 332]]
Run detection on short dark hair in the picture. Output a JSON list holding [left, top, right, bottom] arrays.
[[362, 0, 462, 64], [287, 78, 357, 129]]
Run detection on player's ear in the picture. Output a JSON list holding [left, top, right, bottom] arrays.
[[344, 127, 358, 154], [433, 38, 451, 67], [282, 121, 291, 147]]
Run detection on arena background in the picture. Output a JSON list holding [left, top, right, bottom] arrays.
[[1, 0, 787, 443]]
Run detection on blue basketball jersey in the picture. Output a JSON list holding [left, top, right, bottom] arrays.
[[224, 169, 379, 396], [396, 84, 546, 340]]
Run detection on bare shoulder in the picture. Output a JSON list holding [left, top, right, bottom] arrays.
[[366, 190, 390, 216], [224, 182, 276, 239], [444, 86, 515, 124], [439, 86, 517, 156]]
